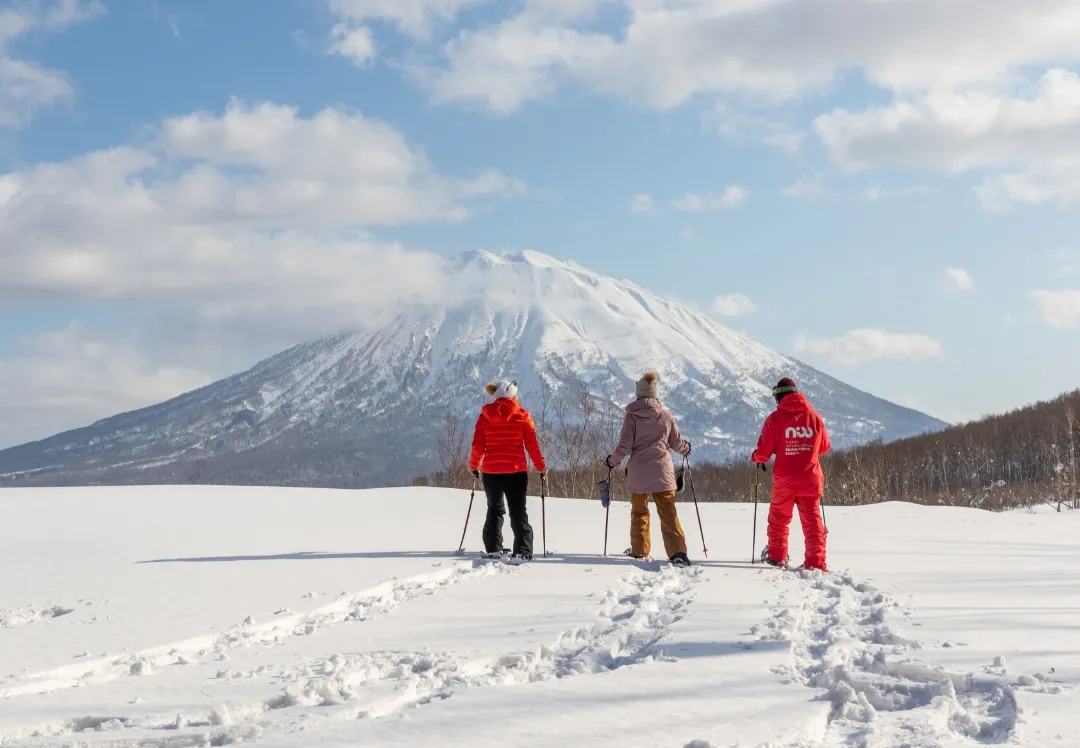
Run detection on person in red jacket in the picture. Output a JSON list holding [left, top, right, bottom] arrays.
[[469, 379, 547, 560], [751, 378, 831, 571]]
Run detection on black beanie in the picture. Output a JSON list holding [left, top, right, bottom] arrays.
[[772, 378, 798, 399]]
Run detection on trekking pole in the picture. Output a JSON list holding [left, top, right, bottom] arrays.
[[603, 502, 610, 557], [752, 467, 760, 564], [456, 475, 477, 554], [820, 470, 829, 536], [541, 474, 548, 557], [685, 456, 708, 558], [601, 466, 612, 557]]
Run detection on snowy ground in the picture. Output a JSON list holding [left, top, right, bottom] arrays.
[[0, 486, 1076, 747]]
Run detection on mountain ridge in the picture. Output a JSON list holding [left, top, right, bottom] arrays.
[[0, 250, 947, 488]]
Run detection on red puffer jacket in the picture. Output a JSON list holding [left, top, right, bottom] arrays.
[[469, 398, 547, 475], [752, 393, 831, 497]]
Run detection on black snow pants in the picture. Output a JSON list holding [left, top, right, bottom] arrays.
[[482, 471, 533, 556]]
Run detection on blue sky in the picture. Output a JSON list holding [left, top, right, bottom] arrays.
[[2, 0, 1080, 448]]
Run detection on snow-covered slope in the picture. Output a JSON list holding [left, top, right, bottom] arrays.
[[0, 250, 944, 487], [0, 485, 1074, 747]]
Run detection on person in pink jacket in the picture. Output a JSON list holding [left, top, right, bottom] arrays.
[[605, 372, 692, 566]]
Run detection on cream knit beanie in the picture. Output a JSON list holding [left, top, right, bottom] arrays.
[[636, 371, 659, 399]]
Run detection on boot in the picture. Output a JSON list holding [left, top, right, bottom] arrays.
[[670, 552, 691, 567], [760, 546, 789, 568]]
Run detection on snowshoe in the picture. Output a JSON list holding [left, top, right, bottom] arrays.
[[513, 550, 533, 561], [669, 552, 691, 568], [760, 546, 789, 569], [623, 548, 649, 560], [482, 548, 511, 559]]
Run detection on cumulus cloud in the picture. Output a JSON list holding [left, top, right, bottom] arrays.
[[945, 268, 976, 292], [817, 70, 1080, 172], [794, 329, 944, 366], [327, 0, 494, 63], [782, 176, 835, 201], [0, 98, 523, 335], [359, 0, 1080, 113], [330, 23, 377, 64], [712, 294, 756, 317], [815, 69, 1080, 210], [43, 0, 106, 29], [703, 104, 805, 152], [0, 95, 530, 444], [0, 323, 215, 448], [861, 185, 929, 202], [630, 193, 655, 214], [328, 0, 1080, 213], [1032, 290, 1080, 328], [0, 0, 104, 128], [671, 187, 748, 212]]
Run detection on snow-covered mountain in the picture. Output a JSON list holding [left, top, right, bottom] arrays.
[[0, 250, 946, 488]]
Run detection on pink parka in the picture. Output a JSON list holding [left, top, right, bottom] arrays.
[[609, 397, 691, 495]]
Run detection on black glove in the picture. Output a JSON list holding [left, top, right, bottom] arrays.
[[756, 462, 767, 472], [471, 469, 481, 480], [684, 440, 691, 455], [604, 455, 615, 469]]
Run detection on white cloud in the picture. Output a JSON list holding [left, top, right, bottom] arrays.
[[0, 99, 523, 326], [388, 0, 1080, 114], [330, 23, 376, 64], [0, 95, 531, 443], [1052, 249, 1079, 277], [815, 69, 1080, 211], [327, 0, 494, 63], [704, 104, 805, 153], [0, 323, 214, 448], [1032, 290, 1080, 328], [794, 329, 944, 366], [0, 0, 104, 128], [671, 187, 748, 212], [945, 267, 976, 291], [816, 70, 1080, 173], [861, 185, 929, 202], [712, 294, 756, 317], [630, 193, 655, 214], [43, 0, 106, 30], [782, 177, 835, 201]]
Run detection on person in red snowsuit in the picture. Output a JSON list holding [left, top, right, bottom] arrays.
[[751, 378, 831, 571]]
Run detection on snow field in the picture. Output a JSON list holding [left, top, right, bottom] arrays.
[[0, 486, 1076, 747]]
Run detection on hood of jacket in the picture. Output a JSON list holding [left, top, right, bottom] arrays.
[[483, 397, 522, 422], [626, 397, 663, 417], [776, 392, 812, 415]]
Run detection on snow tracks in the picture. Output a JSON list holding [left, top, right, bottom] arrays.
[[754, 569, 1064, 747], [0, 605, 74, 630], [0, 561, 701, 746], [0, 558, 515, 700]]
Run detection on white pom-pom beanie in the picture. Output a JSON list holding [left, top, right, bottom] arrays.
[[486, 380, 518, 400]]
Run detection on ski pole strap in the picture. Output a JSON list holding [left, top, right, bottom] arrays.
[[597, 467, 612, 508]]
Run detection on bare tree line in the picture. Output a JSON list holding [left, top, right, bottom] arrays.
[[431, 379, 627, 500], [431, 382, 1080, 513]]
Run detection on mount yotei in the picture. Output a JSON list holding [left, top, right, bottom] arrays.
[[0, 251, 946, 488]]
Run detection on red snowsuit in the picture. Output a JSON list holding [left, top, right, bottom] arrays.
[[751, 393, 831, 570]]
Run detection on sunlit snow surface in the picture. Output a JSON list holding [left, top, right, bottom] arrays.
[[0, 485, 1073, 747]]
